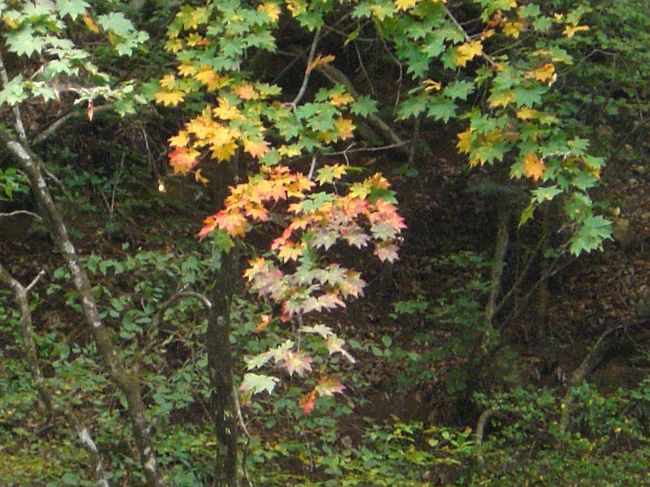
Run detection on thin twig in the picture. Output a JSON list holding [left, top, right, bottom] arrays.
[[443, 5, 497, 67], [0, 210, 42, 220], [32, 105, 112, 146], [307, 155, 318, 180], [290, 28, 322, 109]]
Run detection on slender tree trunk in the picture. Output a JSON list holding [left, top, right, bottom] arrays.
[[0, 135, 166, 487], [485, 207, 509, 321], [0, 264, 110, 486], [207, 254, 239, 486], [206, 162, 239, 487]]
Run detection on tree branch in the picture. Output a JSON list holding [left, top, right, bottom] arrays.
[[32, 105, 112, 146], [290, 28, 322, 109]]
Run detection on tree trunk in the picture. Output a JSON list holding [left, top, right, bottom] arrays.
[[0, 135, 166, 487]]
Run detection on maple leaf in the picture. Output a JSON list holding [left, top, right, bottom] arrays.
[[277, 241, 305, 262], [243, 139, 270, 158], [316, 164, 348, 185], [83, 14, 100, 33], [457, 128, 473, 153], [455, 40, 483, 68], [516, 108, 537, 120], [334, 118, 355, 140], [258, 2, 281, 22], [214, 97, 243, 120], [503, 21, 524, 38], [255, 313, 272, 331], [523, 153, 545, 181], [564, 25, 589, 38], [307, 53, 335, 72], [423, 79, 442, 92], [234, 83, 256, 100], [177, 63, 198, 77], [155, 90, 185, 107], [301, 390, 318, 415], [279, 350, 313, 376], [214, 210, 248, 237], [169, 130, 189, 148], [159, 74, 177, 90], [526, 63, 556, 85], [329, 91, 354, 107], [344, 231, 371, 248], [195, 66, 223, 90], [394, 0, 419, 11], [374, 242, 400, 262], [169, 147, 199, 174], [240, 373, 278, 395], [318, 293, 346, 310], [326, 335, 356, 363], [299, 324, 335, 338], [316, 376, 346, 396]]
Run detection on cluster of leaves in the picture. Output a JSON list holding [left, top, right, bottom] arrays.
[[0, 0, 146, 114]]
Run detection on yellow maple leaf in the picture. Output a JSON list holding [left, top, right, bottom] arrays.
[[329, 91, 354, 107], [564, 24, 589, 38], [244, 139, 270, 158], [394, 0, 419, 11], [186, 33, 209, 47], [278, 144, 302, 157], [525, 63, 556, 84], [456, 129, 473, 153], [195, 67, 223, 91], [194, 169, 209, 185], [286, 0, 307, 16], [159, 74, 177, 90], [155, 90, 185, 107], [455, 40, 483, 68], [178, 64, 198, 77], [234, 83, 256, 100], [503, 21, 523, 38], [83, 15, 100, 33], [334, 118, 355, 140], [164, 38, 183, 54], [523, 153, 545, 181], [211, 142, 237, 161], [214, 97, 243, 120], [258, 2, 281, 22], [423, 79, 442, 92], [516, 108, 537, 120], [169, 130, 189, 148], [307, 53, 336, 73], [277, 241, 305, 262], [488, 89, 515, 108]]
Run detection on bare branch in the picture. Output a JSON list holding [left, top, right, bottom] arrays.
[[0, 210, 42, 221], [32, 105, 112, 146], [291, 28, 322, 109]]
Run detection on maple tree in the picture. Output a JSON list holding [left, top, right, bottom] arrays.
[[0, 0, 627, 485]]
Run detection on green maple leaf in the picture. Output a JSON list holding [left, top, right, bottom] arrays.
[[444, 80, 474, 100], [55, 0, 89, 19], [6, 28, 45, 57], [0, 75, 26, 106], [97, 12, 133, 35], [350, 95, 378, 117], [240, 373, 278, 395]]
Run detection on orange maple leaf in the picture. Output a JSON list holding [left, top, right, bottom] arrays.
[[523, 153, 545, 181], [169, 147, 199, 174], [244, 139, 270, 158]]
